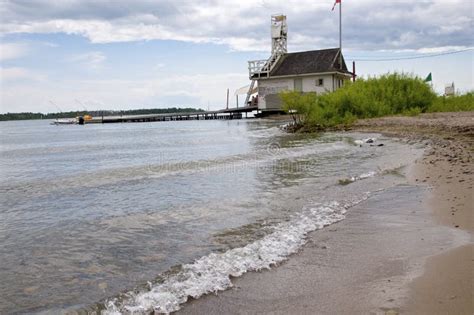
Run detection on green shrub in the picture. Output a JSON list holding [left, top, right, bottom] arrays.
[[280, 72, 437, 128], [402, 107, 422, 116], [428, 92, 474, 112], [281, 90, 313, 124]]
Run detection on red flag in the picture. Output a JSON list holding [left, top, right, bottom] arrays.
[[332, 0, 341, 11]]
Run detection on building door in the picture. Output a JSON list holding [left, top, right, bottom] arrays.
[[294, 78, 303, 92]]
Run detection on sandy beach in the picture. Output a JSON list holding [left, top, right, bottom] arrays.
[[356, 112, 473, 314], [179, 112, 473, 314]]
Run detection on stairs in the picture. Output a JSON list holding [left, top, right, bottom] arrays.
[[244, 79, 256, 106], [261, 52, 279, 73], [245, 52, 285, 108]]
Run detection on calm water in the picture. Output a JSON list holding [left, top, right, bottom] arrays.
[[0, 119, 423, 314]]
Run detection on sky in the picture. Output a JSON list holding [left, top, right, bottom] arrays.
[[0, 0, 473, 113]]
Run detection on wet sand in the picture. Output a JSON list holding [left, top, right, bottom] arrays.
[[354, 112, 473, 314], [178, 112, 473, 314]]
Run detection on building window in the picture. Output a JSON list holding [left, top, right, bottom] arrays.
[[316, 78, 324, 86]]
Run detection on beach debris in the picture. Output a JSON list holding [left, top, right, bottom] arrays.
[[354, 137, 380, 147], [338, 178, 354, 185], [279, 122, 298, 132], [279, 122, 291, 130]]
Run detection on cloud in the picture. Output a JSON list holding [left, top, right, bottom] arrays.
[[41, 41, 59, 48], [1, 67, 47, 112], [1, 0, 472, 113], [0, 0, 471, 52], [0, 72, 249, 113], [68, 51, 106, 69], [0, 42, 28, 61], [0, 66, 45, 81], [0, 67, 28, 80], [416, 46, 473, 54]]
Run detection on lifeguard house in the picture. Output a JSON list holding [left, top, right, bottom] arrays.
[[246, 15, 352, 113]]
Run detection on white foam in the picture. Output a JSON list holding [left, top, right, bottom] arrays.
[[103, 196, 369, 314], [345, 171, 377, 183], [357, 171, 377, 180]]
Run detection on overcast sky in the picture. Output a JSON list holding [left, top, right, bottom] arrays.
[[0, 0, 473, 113]]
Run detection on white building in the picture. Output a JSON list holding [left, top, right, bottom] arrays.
[[255, 48, 352, 111], [445, 82, 455, 96], [246, 15, 352, 113]]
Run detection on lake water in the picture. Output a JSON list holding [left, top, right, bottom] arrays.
[[0, 119, 423, 314]]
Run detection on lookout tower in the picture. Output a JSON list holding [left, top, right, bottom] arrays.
[[245, 15, 288, 106], [248, 15, 288, 81], [271, 14, 288, 56]]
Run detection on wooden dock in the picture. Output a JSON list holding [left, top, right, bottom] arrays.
[[81, 105, 258, 124]]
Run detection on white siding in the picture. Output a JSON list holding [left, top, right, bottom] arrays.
[[301, 75, 334, 94], [257, 74, 347, 111], [257, 78, 293, 110]]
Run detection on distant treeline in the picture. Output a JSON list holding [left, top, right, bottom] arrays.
[[0, 107, 205, 121]]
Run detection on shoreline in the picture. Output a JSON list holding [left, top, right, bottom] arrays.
[[353, 112, 473, 233], [178, 112, 473, 314], [354, 112, 473, 314]]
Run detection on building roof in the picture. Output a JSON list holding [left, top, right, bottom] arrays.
[[269, 48, 350, 77]]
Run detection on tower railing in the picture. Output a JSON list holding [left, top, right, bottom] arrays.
[[247, 52, 281, 79]]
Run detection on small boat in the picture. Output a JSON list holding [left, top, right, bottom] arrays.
[[51, 118, 77, 125]]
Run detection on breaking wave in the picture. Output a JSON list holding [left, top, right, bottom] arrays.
[[103, 195, 369, 314], [338, 171, 377, 185]]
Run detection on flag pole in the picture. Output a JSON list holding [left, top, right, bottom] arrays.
[[339, 0, 342, 69]]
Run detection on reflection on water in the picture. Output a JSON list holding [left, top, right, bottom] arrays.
[[0, 119, 422, 313]]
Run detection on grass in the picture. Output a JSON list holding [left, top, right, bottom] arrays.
[[428, 92, 474, 112], [280, 72, 473, 130]]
